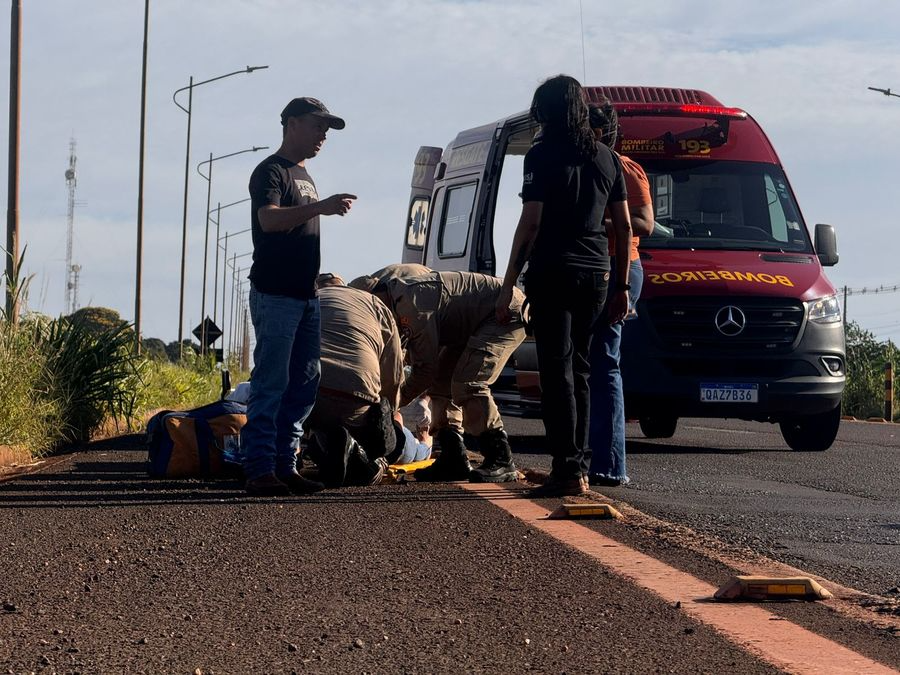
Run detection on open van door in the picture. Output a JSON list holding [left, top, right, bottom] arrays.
[[401, 146, 444, 263]]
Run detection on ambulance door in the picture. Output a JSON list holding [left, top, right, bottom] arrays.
[[424, 174, 481, 271], [401, 146, 443, 264]]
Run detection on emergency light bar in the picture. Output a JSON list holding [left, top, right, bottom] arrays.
[[616, 103, 747, 119]]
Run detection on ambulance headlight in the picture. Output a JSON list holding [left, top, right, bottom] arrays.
[[808, 295, 841, 324]]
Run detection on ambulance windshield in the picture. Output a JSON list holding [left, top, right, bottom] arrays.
[[640, 160, 813, 253]]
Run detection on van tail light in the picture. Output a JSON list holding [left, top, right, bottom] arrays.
[[617, 103, 747, 119]]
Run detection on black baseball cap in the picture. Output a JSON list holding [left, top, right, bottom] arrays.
[[280, 97, 345, 130]]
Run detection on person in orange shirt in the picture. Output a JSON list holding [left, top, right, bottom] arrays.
[[587, 101, 655, 487]]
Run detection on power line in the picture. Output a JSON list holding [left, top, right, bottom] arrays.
[[866, 320, 900, 331], [843, 283, 900, 297]]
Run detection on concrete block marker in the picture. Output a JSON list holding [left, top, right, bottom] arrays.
[[715, 576, 833, 601], [544, 502, 623, 520], [463, 484, 898, 675]]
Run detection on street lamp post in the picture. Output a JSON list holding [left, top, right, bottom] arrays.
[[225, 252, 251, 359], [207, 198, 250, 326], [196, 147, 267, 354], [172, 64, 267, 357], [868, 86, 900, 99], [217, 224, 251, 330]]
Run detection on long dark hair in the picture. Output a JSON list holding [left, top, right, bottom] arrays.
[[589, 99, 619, 149], [530, 74, 597, 161]]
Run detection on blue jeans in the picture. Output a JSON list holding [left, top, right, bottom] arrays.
[[241, 286, 321, 481], [587, 259, 644, 481]]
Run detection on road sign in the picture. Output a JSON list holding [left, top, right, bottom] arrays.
[[192, 316, 223, 347]]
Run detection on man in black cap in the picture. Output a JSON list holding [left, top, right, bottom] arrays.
[[240, 97, 357, 496]]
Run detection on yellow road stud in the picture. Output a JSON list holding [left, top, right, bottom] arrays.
[[545, 503, 623, 520], [714, 575, 833, 601]]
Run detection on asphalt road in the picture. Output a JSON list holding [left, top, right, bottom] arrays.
[[0, 418, 898, 674], [0, 437, 781, 674], [506, 416, 900, 598]]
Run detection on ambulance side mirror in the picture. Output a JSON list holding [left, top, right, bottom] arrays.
[[814, 223, 838, 267]]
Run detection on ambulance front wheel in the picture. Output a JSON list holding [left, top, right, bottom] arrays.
[[779, 404, 840, 452], [639, 415, 678, 439]]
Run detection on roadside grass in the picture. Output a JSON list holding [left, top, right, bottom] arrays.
[[1, 252, 248, 461], [131, 354, 245, 425], [0, 323, 66, 459]]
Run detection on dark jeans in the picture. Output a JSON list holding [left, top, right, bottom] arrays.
[[526, 268, 608, 480]]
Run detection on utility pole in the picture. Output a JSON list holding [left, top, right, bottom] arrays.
[[134, 0, 150, 353], [842, 285, 848, 327], [5, 0, 22, 323], [64, 139, 79, 314], [241, 302, 250, 372]]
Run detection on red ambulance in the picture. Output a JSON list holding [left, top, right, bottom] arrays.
[[400, 87, 844, 451]]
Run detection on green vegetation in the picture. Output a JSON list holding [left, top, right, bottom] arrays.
[[2, 251, 245, 460], [843, 321, 898, 421], [0, 322, 65, 457]]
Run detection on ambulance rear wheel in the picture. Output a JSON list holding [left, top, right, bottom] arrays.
[[639, 415, 678, 439], [779, 405, 840, 452]]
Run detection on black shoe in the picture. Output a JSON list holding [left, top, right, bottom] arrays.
[[471, 429, 518, 483], [587, 475, 630, 488], [245, 473, 291, 496], [276, 470, 326, 495], [415, 428, 473, 482]]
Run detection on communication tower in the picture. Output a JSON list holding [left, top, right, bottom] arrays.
[[64, 139, 80, 314]]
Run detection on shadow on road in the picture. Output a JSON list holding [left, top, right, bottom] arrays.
[[0, 447, 533, 510], [511, 434, 768, 456], [626, 440, 764, 455]]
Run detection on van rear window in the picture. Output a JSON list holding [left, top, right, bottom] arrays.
[[640, 160, 812, 253], [439, 182, 477, 258]]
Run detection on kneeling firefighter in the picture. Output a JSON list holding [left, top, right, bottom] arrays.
[[370, 271, 527, 482], [303, 277, 406, 486]]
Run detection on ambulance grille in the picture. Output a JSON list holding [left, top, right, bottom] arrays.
[[644, 297, 805, 353]]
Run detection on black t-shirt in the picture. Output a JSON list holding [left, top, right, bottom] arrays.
[[520, 139, 626, 273], [248, 154, 320, 299]]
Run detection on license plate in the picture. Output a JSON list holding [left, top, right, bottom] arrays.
[[699, 383, 759, 403]]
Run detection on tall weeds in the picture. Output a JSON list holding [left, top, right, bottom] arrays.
[[37, 318, 143, 442], [0, 323, 65, 457]]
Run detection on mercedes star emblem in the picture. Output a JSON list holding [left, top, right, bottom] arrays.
[[715, 305, 747, 336]]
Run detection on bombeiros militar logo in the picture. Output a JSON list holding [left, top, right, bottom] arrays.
[[715, 305, 746, 336]]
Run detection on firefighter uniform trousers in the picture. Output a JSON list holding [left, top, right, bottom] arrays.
[[389, 272, 527, 436]]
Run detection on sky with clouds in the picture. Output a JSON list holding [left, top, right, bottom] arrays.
[[1, 0, 899, 343]]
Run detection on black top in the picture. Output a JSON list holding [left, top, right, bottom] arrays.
[[521, 140, 626, 273], [248, 154, 320, 299]]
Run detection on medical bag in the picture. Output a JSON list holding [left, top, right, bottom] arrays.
[[146, 400, 246, 478]]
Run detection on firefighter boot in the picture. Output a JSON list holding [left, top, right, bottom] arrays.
[[471, 429, 518, 483], [345, 438, 388, 486], [310, 427, 352, 488], [414, 428, 473, 482]]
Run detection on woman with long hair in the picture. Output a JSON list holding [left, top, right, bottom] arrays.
[[496, 75, 632, 496]]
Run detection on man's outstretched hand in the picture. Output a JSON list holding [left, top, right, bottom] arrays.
[[319, 193, 357, 216]]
